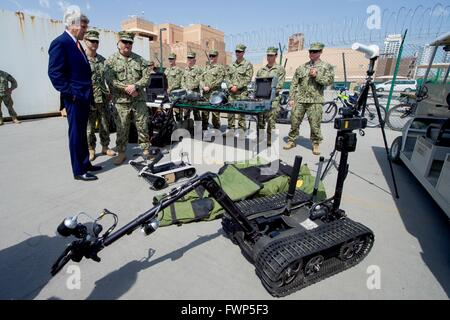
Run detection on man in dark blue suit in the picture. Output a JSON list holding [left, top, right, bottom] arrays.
[[48, 8, 102, 181]]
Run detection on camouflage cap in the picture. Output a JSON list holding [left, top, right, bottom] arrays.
[[235, 44, 247, 52], [84, 30, 100, 41], [168, 53, 177, 60], [187, 51, 196, 58], [118, 31, 135, 43], [266, 47, 278, 55], [309, 42, 325, 51], [208, 49, 219, 56]]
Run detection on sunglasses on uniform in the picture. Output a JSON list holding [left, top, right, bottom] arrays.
[[309, 50, 321, 54], [121, 40, 133, 45], [88, 40, 99, 44]]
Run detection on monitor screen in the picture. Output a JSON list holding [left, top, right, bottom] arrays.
[[255, 78, 273, 99], [149, 74, 166, 90], [147, 73, 167, 102]]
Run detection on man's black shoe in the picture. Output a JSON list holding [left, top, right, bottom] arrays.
[[88, 165, 103, 172], [74, 173, 98, 181]]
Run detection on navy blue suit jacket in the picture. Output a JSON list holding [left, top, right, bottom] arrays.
[[48, 32, 93, 102]]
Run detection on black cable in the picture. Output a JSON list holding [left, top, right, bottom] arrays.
[[99, 211, 118, 239], [155, 185, 185, 223]]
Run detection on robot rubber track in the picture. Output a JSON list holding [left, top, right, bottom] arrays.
[[255, 218, 373, 297]]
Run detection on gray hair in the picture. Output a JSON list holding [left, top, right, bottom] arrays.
[[64, 5, 89, 28]]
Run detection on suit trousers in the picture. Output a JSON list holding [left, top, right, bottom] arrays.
[[65, 98, 91, 176]]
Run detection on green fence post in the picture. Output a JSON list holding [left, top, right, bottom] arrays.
[[386, 29, 408, 111]]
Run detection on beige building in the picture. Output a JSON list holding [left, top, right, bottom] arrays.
[[121, 17, 232, 68], [254, 47, 369, 88], [376, 55, 417, 79], [284, 48, 369, 82]]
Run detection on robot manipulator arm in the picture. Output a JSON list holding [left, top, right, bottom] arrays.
[[51, 173, 259, 276]]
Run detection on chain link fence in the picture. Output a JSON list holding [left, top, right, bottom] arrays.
[[222, 3, 449, 98], [224, 4, 450, 58]]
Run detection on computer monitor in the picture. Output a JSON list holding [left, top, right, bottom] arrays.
[[150, 76, 164, 90], [255, 77, 273, 100], [147, 73, 168, 102]]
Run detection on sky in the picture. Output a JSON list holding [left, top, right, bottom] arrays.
[[1, 0, 449, 60], [2, 0, 448, 33]]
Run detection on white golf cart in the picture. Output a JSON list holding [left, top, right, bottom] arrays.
[[389, 32, 450, 218]]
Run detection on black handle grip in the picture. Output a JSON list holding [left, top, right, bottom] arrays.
[[148, 152, 164, 171], [287, 156, 303, 200]]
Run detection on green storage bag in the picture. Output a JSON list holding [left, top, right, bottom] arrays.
[[155, 165, 262, 227]]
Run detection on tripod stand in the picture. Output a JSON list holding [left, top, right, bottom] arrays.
[[321, 56, 400, 199]]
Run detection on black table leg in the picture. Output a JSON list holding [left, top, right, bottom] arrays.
[[257, 115, 260, 154]]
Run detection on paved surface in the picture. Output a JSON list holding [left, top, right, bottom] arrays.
[[0, 115, 448, 300]]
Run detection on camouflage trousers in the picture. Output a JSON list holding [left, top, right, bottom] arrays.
[[184, 109, 201, 121], [170, 89, 183, 122], [87, 103, 111, 149], [115, 101, 150, 152], [202, 111, 221, 130], [258, 96, 281, 131], [287, 103, 323, 145], [181, 90, 201, 121], [173, 107, 183, 121], [227, 91, 248, 130], [0, 95, 18, 118], [201, 91, 221, 130]]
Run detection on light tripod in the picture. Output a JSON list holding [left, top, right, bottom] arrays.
[[321, 55, 400, 199]]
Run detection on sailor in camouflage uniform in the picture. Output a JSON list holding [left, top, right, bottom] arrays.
[[256, 47, 286, 146], [0, 70, 20, 125], [165, 53, 183, 121], [227, 44, 253, 131], [200, 49, 226, 130], [181, 51, 203, 121], [284, 42, 334, 155], [105, 31, 150, 165], [83, 30, 116, 161]]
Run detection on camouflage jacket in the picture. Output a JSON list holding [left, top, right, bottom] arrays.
[[181, 66, 203, 91], [164, 66, 183, 93], [200, 63, 226, 91], [227, 59, 253, 91], [105, 52, 149, 104], [256, 64, 286, 93], [289, 60, 334, 104], [88, 54, 109, 104], [0, 70, 18, 96]]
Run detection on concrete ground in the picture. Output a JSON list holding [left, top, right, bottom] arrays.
[[0, 115, 448, 300]]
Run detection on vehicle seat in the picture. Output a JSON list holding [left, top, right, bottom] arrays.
[[426, 118, 450, 147], [400, 92, 417, 100]]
